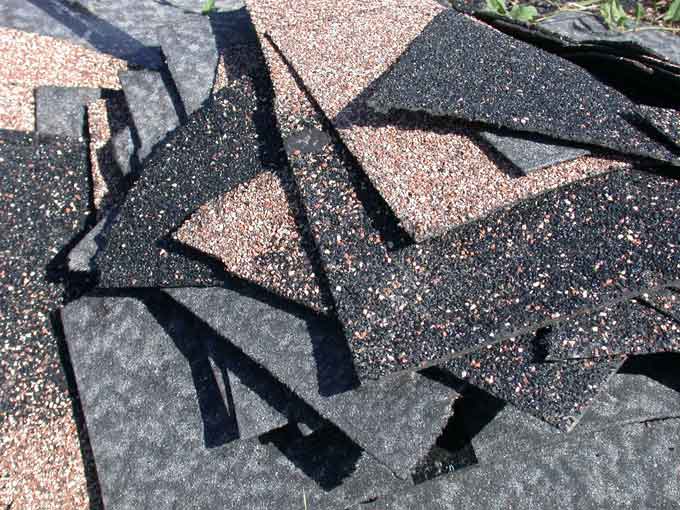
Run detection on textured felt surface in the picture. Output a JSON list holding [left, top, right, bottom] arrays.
[[97, 69, 273, 288], [464, 353, 680, 463], [35, 85, 101, 138], [157, 18, 219, 117], [543, 294, 680, 360], [368, 11, 680, 165], [61, 296, 404, 510], [167, 287, 459, 478], [479, 130, 590, 175], [441, 335, 624, 430], [356, 419, 680, 509], [111, 125, 135, 176], [0, 130, 91, 421], [119, 69, 179, 163]]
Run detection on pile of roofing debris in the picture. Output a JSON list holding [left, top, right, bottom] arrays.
[[3, 0, 680, 508]]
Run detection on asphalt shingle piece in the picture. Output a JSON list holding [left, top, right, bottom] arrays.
[[644, 287, 680, 321], [67, 212, 113, 274], [261, 0, 625, 242], [637, 105, 680, 150], [441, 335, 623, 430], [367, 11, 680, 165], [174, 171, 329, 313], [0, 130, 91, 421], [61, 295, 404, 510], [97, 72, 271, 288], [287, 115, 680, 379], [62, 295, 297, 442], [167, 287, 458, 478], [157, 18, 218, 117], [356, 419, 680, 509], [111, 125, 135, 177], [464, 353, 680, 463], [35, 85, 101, 138], [479, 131, 590, 175], [118, 69, 179, 162], [543, 295, 680, 360]]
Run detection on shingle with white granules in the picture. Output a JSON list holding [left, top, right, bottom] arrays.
[[367, 10, 680, 165]]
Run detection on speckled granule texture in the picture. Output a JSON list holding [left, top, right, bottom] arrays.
[[643, 287, 680, 322], [97, 48, 280, 288], [175, 171, 328, 312], [0, 415, 99, 509], [637, 105, 680, 149], [290, 134, 680, 379], [261, 1, 627, 242], [442, 335, 625, 430], [0, 27, 125, 132], [544, 294, 680, 360], [0, 131, 97, 508], [367, 11, 680, 165]]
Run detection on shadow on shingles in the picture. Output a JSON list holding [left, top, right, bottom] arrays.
[[259, 424, 363, 491], [51, 312, 105, 510], [25, 0, 158, 67], [619, 352, 680, 394], [160, 239, 359, 397], [265, 37, 413, 251]]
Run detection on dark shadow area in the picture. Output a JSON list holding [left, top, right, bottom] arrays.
[[26, 0, 161, 69], [530, 327, 552, 363], [136, 290, 326, 444], [50, 311, 104, 510], [619, 352, 680, 393], [259, 424, 362, 491]]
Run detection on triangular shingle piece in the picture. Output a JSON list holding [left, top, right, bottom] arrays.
[[167, 287, 458, 478], [367, 11, 679, 165]]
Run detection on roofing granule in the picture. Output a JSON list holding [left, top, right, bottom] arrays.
[[637, 105, 680, 150], [175, 171, 328, 312], [0, 27, 126, 132], [261, 0, 627, 242], [0, 415, 98, 510]]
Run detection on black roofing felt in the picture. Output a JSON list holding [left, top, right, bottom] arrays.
[[288, 119, 680, 379], [463, 353, 680, 464], [61, 296, 404, 510], [166, 287, 458, 478], [478, 130, 589, 175], [356, 418, 680, 510], [440, 335, 624, 430], [0, 131, 91, 420], [96, 74, 275, 288], [543, 295, 680, 360], [367, 10, 680, 165], [35, 86, 102, 139]]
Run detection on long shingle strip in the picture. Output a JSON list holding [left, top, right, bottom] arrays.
[[367, 11, 680, 166]]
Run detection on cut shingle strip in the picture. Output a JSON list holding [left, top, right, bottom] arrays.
[[167, 287, 459, 478], [441, 335, 624, 430], [174, 171, 329, 312], [35, 86, 101, 138], [355, 419, 680, 510], [262, 1, 626, 242], [61, 295, 404, 510], [119, 69, 179, 163], [464, 353, 680, 463], [544, 295, 680, 361], [367, 11, 679, 166], [97, 66, 271, 288], [157, 18, 219, 117]]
